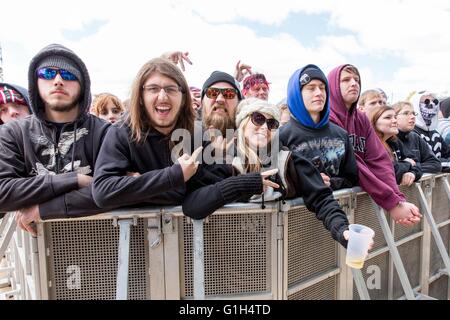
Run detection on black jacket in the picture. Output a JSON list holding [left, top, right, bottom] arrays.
[[92, 122, 264, 209], [386, 138, 422, 184], [0, 44, 110, 220], [280, 118, 358, 190], [182, 150, 349, 247], [397, 130, 442, 173], [414, 126, 450, 162]]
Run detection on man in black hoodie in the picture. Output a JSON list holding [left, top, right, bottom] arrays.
[[0, 44, 110, 235]]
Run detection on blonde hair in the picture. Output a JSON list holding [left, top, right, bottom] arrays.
[[236, 117, 262, 173], [91, 93, 124, 116], [392, 101, 412, 114], [358, 90, 383, 107]]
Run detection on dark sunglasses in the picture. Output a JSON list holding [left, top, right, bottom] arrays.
[[423, 98, 439, 105], [205, 87, 237, 99], [37, 67, 78, 81], [250, 112, 279, 130]]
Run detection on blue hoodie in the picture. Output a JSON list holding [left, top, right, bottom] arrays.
[[280, 64, 358, 190], [287, 64, 329, 129]]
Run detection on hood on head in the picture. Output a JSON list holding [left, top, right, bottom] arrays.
[[28, 43, 91, 121], [0, 82, 32, 124], [327, 64, 361, 126], [286, 64, 329, 129]]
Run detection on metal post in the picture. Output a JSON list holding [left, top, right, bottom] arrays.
[[352, 268, 371, 300], [116, 219, 132, 300], [372, 203, 416, 300], [192, 219, 205, 300], [0, 215, 16, 258], [415, 184, 450, 275]]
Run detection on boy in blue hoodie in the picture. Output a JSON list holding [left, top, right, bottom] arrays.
[[280, 64, 358, 190]]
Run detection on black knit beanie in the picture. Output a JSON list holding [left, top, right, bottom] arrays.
[[201, 71, 243, 100], [299, 67, 327, 88]]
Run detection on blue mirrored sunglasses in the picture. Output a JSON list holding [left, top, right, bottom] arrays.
[[37, 67, 78, 81]]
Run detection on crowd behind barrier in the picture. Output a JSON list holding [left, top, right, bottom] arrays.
[[0, 173, 449, 300]]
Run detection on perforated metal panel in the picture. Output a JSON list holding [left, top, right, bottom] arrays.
[[353, 252, 389, 300], [288, 275, 337, 300], [429, 225, 449, 275], [45, 218, 149, 300], [432, 177, 450, 224], [393, 238, 421, 299], [428, 275, 449, 300], [287, 206, 337, 286], [180, 210, 273, 298], [354, 194, 386, 250], [395, 185, 422, 241]]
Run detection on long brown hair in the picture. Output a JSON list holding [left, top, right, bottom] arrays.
[[367, 105, 396, 160], [128, 58, 194, 143]]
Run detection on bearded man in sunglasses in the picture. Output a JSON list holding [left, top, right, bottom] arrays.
[[200, 71, 243, 159], [0, 44, 111, 236], [201, 71, 243, 137]]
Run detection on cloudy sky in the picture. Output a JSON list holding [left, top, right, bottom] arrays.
[[2, 0, 450, 104]]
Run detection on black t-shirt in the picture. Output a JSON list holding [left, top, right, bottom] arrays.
[[47, 121, 69, 142]]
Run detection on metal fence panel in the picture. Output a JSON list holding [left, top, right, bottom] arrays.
[[44, 218, 149, 300], [179, 207, 276, 299]]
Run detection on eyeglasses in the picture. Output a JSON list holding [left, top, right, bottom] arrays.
[[37, 68, 78, 81], [250, 112, 279, 130], [205, 87, 237, 100], [142, 85, 182, 96], [423, 98, 439, 105], [398, 111, 418, 117]]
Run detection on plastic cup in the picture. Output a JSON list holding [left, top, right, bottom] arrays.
[[345, 224, 375, 269]]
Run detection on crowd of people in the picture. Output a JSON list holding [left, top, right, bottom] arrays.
[[1, 43, 450, 249]]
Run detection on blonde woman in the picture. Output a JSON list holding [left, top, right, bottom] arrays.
[[183, 98, 352, 247]]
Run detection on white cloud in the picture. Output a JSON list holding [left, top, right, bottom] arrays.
[[1, 0, 450, 104]]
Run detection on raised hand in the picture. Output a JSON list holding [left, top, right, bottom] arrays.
[[177, 146, 203, 181], [162, 51, 193, 71], [234, 60, 252, 82]]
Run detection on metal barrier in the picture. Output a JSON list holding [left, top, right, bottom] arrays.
[[1, 174, 449, 300]]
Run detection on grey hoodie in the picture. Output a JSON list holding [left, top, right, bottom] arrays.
[[0, 44, 110, 220]]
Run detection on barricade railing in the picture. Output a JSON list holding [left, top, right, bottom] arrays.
[[0, 173, 448, 300]]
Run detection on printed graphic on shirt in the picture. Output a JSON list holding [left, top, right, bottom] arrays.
[[419, 132, 442, 158], [349, 134, 366, 153], [290, 137, 346, 175], [30, 128, 91, 175]]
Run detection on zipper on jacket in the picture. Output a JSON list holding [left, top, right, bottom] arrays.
[[54, 146, 60, 173]]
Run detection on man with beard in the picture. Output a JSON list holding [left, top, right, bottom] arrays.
[[201, 71, 243, 157], [0, 44, 110, 235], [92, 59, 263, 210]]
